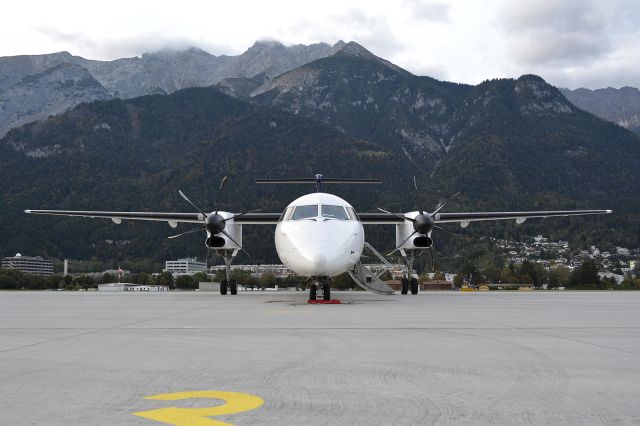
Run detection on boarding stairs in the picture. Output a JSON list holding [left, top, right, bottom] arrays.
[[348, 242, 395, 295]]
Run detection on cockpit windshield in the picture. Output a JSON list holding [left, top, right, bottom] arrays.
[[291, 205, 318, 220], [321, 205, 349, 220]]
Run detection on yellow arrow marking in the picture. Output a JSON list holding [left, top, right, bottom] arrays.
[[133, 391, 264, 426]]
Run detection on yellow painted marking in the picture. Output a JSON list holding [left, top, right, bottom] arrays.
[[133, 391, 264, 426]]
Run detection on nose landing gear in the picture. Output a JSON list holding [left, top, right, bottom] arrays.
[[308, 278, 331, 301]]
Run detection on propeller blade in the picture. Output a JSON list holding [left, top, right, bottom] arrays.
[[411, 176, 426, 215], [431, 191, 460, 216], [377, 207, 414, 222], [223, 209, 262, 222], [178, 190, 207, 217], [434, 224, 464, 238], [167, 225, 206, 239], [428, 246, 435, 272], [387, 230, 418, 256], [220, 229, 250, 257], [215, 176, 228, 209]]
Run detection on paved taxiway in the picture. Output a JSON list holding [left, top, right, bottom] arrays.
[[1, 290, 639, 425]]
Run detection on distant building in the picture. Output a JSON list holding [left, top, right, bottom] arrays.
[[2, 253, 54, 276], [97, 283, 169, 292], [210, 264, 294, 278], [164, 257, 206, 276], [384, 279, 453, 291], [98, 283, 131, 292]]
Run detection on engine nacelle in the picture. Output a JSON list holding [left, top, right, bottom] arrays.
[[203, 211, 242, 250], [395, 212, 433, 250]]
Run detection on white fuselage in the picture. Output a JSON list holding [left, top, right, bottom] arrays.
[[274, 192, 364, 277]]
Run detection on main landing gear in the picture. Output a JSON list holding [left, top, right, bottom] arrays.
[[400, 278, 418, 294], [217, 249, 239, 296], [399, 250, 419, 295], [220, 279, 238, 295]]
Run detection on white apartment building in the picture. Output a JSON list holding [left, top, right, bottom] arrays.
[[164, 257, 206, 276], [2, 254, 54, 276]]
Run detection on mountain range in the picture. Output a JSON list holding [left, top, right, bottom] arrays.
[[1, 41, 638, 270], [0, 41, 345, 137], [561, 87, 640, 135], [2, 40, 640, 140]]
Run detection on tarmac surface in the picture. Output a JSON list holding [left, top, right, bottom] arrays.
[[1, 290, 639, 425]]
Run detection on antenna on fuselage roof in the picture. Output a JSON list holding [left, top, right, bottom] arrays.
[[256, 174, 382, 192]]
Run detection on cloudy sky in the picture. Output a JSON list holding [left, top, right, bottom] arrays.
[[2, 0, 639, 88]]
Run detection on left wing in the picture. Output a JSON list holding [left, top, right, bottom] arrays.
[[359, 209, 612, 225], [434, 209, 612, 226]]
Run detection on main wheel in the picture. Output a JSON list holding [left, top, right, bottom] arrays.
[[323, 283, 331, 301], [309, 284, 317, 300], [410, 278, 419, 295], [401, 278, 409, 295], [230, 279, 238, 295], [220, 279, 228, 295]]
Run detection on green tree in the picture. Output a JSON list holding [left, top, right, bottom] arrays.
[[73, 275, 96, 290], [453, 274, 464, 288], [333, 272, 356, 290], [461, 262, 483, 285], [101, 273, 116, 283], [155, 271, 174, 288], [260, 272, 277, 288], [193, 272, 208, 283], [568, 260, 602, 289], [133, 272, 152, 284], [482, 264, 501, 283], [175, 275, 196, 289]]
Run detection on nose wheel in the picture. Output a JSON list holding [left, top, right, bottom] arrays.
[[309, 279, 331, 301]]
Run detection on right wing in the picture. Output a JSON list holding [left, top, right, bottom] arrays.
[[24, 210, 282, 226]]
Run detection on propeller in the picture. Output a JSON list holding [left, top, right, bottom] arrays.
[[380, 178, 462, 256], [170, 176, 251, 256]]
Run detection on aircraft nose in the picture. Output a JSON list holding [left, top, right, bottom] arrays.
[[307, 253, 328, 271], [298, 242, 335, 275]]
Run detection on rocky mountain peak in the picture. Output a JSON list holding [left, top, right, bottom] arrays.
[[248, 40, 285, 53], [513, 75, 573, 114], [332, 41, 376, 59], [331, 40, 347, 53]]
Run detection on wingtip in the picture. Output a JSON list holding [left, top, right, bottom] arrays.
[[606, 209, 613, 214], [24, 209, 31, 214]]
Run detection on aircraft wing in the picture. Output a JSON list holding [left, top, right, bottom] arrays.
[[24, 210, 205, 225], [434, 209, 612, 225], [24, 210, 282, 225], [359, 209, 612, 225]]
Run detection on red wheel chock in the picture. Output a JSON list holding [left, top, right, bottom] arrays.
[[308, 299, 342, 304]]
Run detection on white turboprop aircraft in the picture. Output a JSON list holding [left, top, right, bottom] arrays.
[[25, 174, 611, 300]]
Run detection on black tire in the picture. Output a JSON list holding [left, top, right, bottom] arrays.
[[230, 279, 237, 295], [323, 283, 331, 301], [401, 278, 409, 295], [309, 284, 317, 300], [220, 279, 228, 295], [410, 278, 419, 295]]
